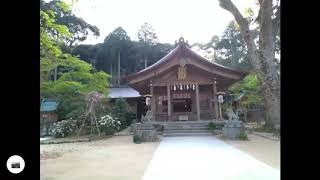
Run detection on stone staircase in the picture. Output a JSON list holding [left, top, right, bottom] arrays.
[[163, 121, 212, 137]]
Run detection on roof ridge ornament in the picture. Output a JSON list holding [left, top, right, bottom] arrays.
[[179, 37, 185, 43], [175, 37, 189, 47]]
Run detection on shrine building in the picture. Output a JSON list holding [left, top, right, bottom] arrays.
[[127, 38, 248, 121]]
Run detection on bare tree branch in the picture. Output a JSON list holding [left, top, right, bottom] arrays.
[[218, 0, 248, 29], [218, 0, 260, 70], [254, 0, 263, 23], [259, 0, 274, 53], [272, 5, 280, 37]]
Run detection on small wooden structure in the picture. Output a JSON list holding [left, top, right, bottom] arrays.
[[40, 99, 58, 136], [127, 38, 248, 121], [40, 99, 58, 123]]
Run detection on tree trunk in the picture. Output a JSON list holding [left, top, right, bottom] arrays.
[[54, 67, 57, 81], [118, 51, 121, 86], [218, 0, 280, 128], [110, 61, 113, 85], [144, 54, 147, 69], [256, 51, 280, 128]]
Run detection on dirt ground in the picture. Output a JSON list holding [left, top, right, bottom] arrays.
[[221, 133, 280, 170], [41, 134, 280, 180], [40, 136, 160, 180]]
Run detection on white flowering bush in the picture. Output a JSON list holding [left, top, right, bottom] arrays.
[[98, 114, 121, 135], [51, 119, 78, 138]]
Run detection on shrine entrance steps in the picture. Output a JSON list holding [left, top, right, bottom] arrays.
[[162, 120, 223, 137]]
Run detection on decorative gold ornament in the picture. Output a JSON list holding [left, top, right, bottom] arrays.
[[177, 67, 187, 80]]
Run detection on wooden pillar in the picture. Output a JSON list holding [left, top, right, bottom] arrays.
[[196, 83, 200, 121], [117, 51, 120, 86], [209, 98, 213, 118], [167, 84, 171, 121], [150, 81, 155, 120], [213, 79, 219, 119]]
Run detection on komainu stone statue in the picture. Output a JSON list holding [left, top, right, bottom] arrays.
[[134, 110, 158, 142], [225, 108, 239, 121], [223, 108, 245, 140], [141, 110, 153, 123]]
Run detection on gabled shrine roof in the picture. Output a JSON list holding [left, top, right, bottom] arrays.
[[127, 37, 248, 82]]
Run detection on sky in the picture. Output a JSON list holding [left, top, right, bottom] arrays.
[[63, 0, 258, 45]]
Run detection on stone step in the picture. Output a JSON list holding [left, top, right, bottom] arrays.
[[154, 120, 224, 124], [164, 125, 208, 129], [162, 121, 217, 136], [164, 129, 212, 133], [164, 122, 210, 126], [164, 127, 209, 131], [164, 121, 209, 125], [163, 132, 213, 137]]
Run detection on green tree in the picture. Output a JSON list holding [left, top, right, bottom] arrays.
[[212, 21, 256, 71], [192, 21, 258, 71], [112, 98, 131, 130], [71, 44, 101, 68], [40, 4, 70, 58], [96, 27, 131, 86], [40, 1, 110, 120], [137, 22, 158, 46], [137, 22, 159, 68], [228, 74, 264, 109], [41, 0, 100, 49], [71, 27, 173, 85]]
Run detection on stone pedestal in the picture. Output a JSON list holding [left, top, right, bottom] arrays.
[[134, 122, 158, 142], [223, 120, 244, 140], [130, 123, 141, 134]]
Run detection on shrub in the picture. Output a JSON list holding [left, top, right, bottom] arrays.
[[98, 114, 121, 135], [239, 132, 248, 140], [208, 122, 217, 130], [112, 98, 132, 130], [51, 119, 78, 138], [133, 134, 141, 144]]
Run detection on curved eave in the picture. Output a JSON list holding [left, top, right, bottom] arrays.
[[183, 46, 249, 78], [127, 42, 249, 83], [126, 44, 181, 81]]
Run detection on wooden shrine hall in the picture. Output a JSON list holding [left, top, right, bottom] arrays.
[[127, 38, 248, 121]]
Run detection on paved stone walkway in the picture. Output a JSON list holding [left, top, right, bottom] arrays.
[[142, 136, 280, 180]]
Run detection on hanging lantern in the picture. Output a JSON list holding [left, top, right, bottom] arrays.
[[174, 85, 176, 91], [218, 95, 224, 104], [144, 94, 152, 111], [186, 85, 189, 90], [216, 92, 226, 104], [180, 84, 183, 90], [192, 84, 195, 90]]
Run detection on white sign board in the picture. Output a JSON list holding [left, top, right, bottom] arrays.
[[179, 115, 188, 121]]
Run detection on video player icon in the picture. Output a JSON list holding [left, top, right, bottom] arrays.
[[6, 155, 25, 174]]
